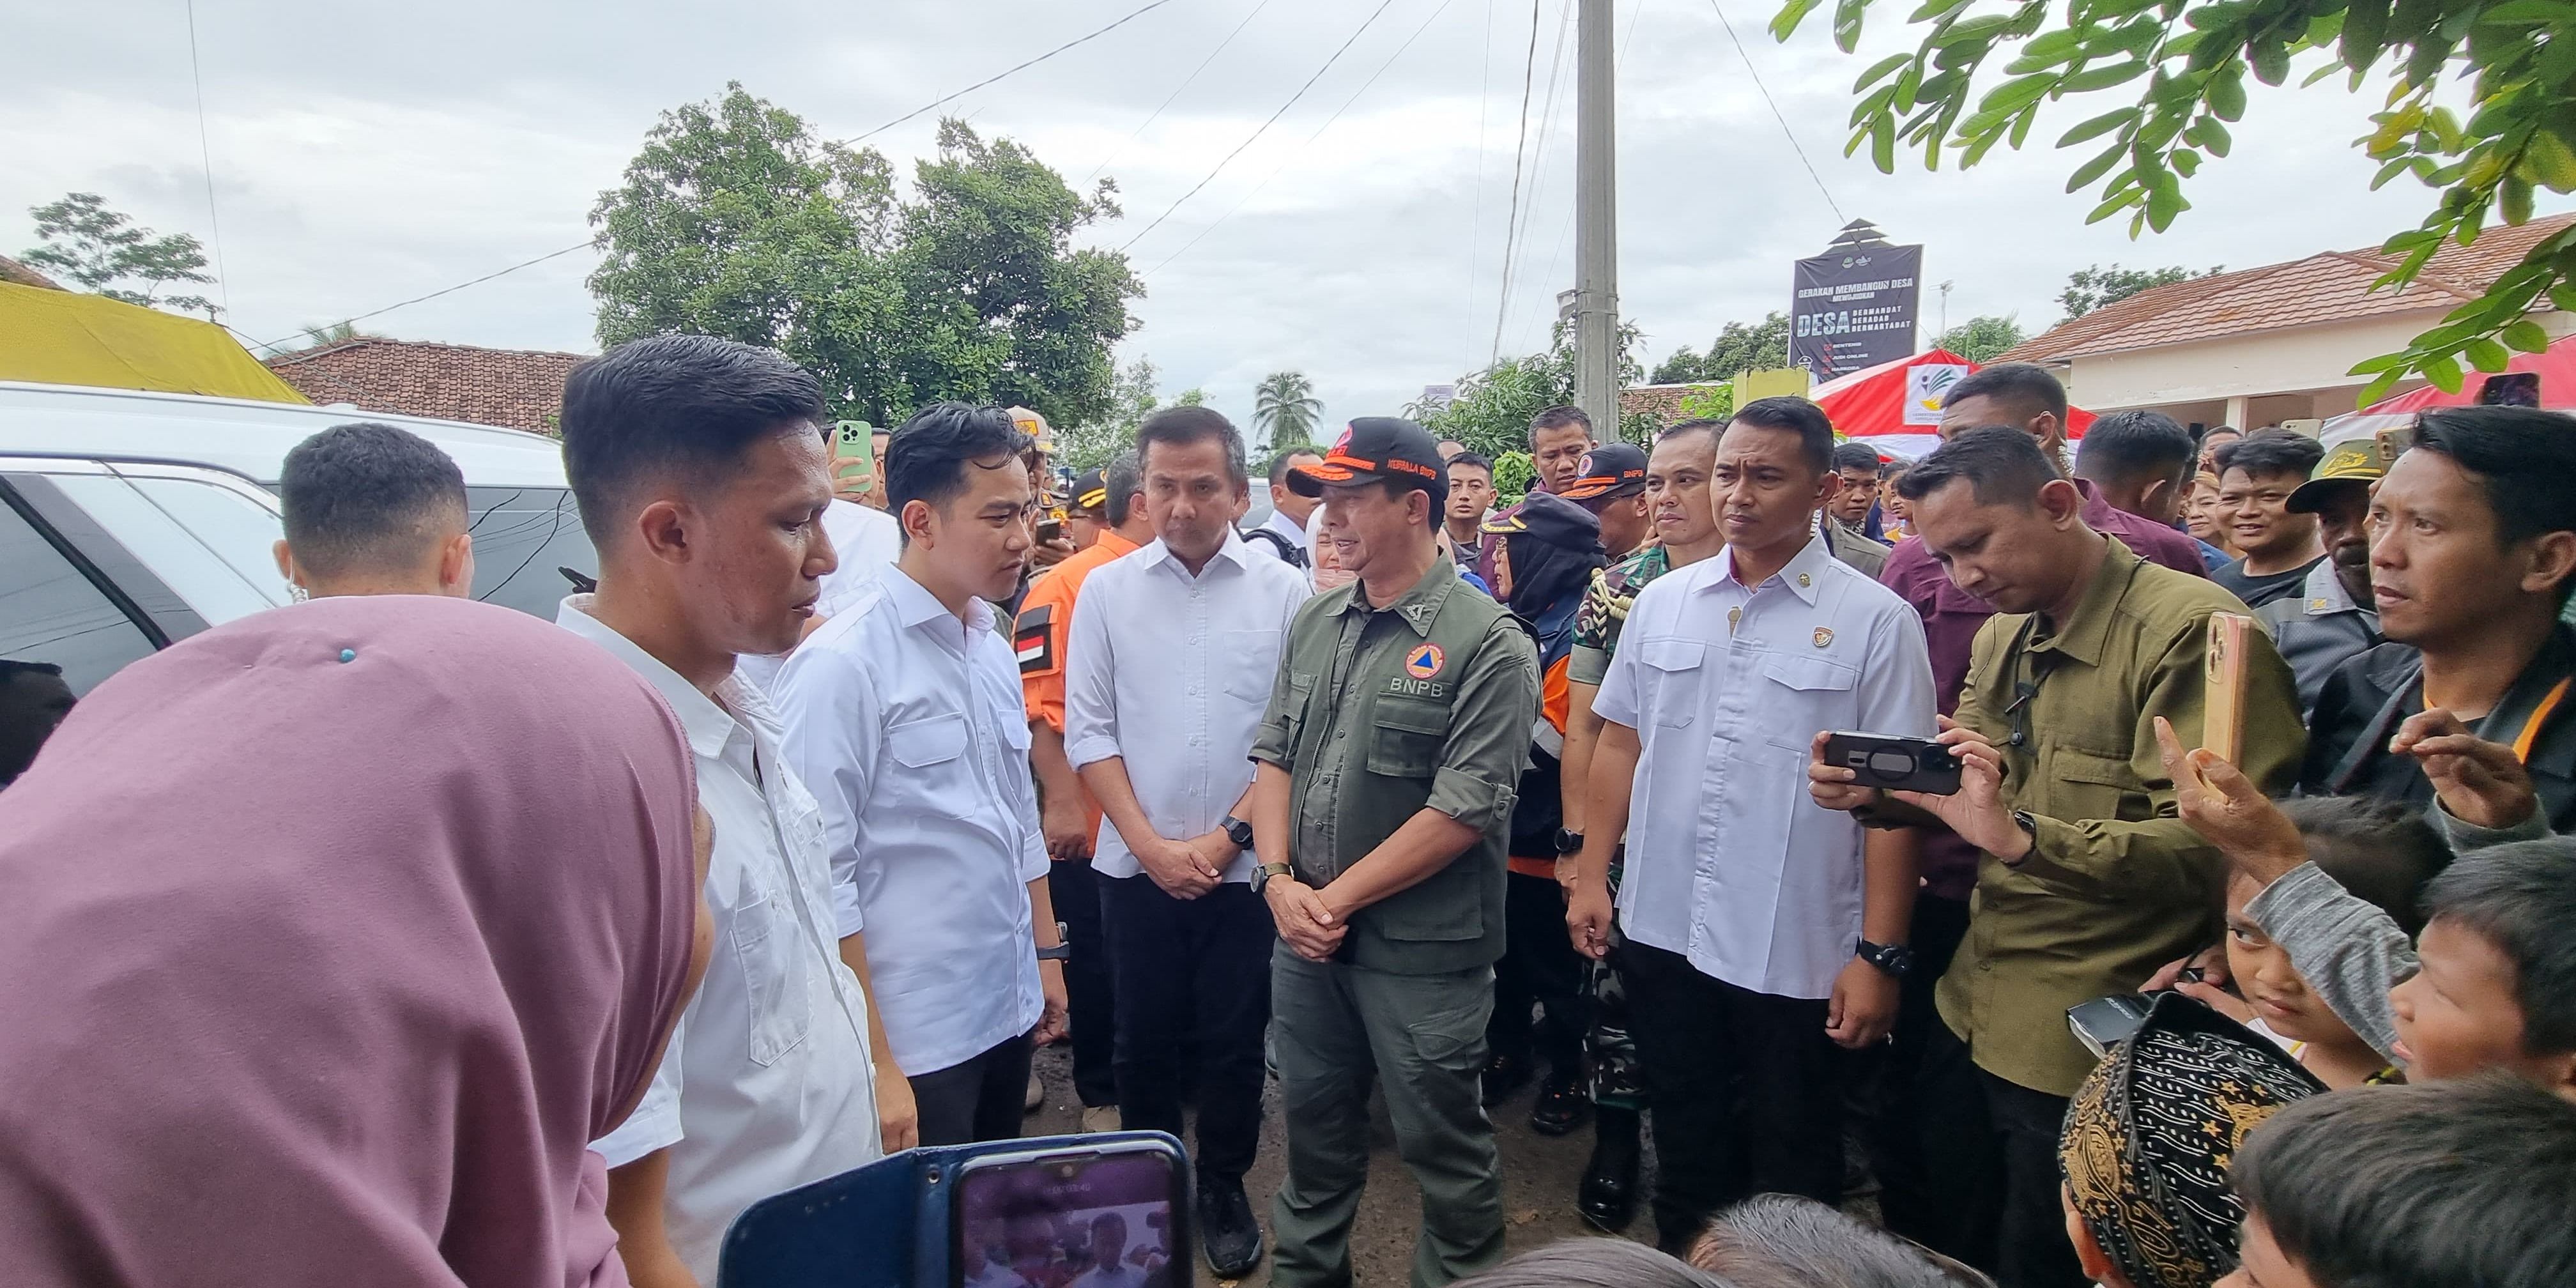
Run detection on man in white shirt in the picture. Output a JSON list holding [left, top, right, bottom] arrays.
[[1248, 447, 1322, 567], [1064, 407, 1310, 1278], [778, 401, 1071, 1146], [1565, 395, 1935, 1251], [555, 335, 891, 1287], [733, 496, 902, 691]]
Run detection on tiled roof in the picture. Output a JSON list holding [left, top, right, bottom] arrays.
[[0, 254, 63, 290], [1996, 212, 2575, 364], [264, 338, 587, 433]]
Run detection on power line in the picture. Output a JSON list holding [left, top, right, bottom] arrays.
[[1144, 0, 1463, 275], [1117, 0, 1406, 253], [843, 0, 1183, 146], [184, 0, 229, 318], [1705, 0, 1843, 220], [1495, 0, 1574, 358], [1462, 0, 1497, 365], [1087, 0, 1274, 183], [1488, 0, 1544, 361], [243, 241, 591, 354]]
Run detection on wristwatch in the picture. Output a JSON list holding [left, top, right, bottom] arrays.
[[1553, 827, 1585, 855], [1251, 861, 1294, 894], [1036, 920, 1071, 962], [1850, 804, 1909, 831], [2003, 809, 2041, 866], [1856, 939, 1916, 977], [1221, 815, 1255, 850]]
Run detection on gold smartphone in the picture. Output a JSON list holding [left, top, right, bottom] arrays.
[[2203, 611, 2254, 764]]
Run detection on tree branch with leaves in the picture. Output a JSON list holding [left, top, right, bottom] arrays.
[[1776, 0, 2576, 402], [21, 193, 217, 318]]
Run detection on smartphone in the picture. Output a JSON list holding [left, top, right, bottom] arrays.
[[2478, 370, 2540, 408], [952, 1139, 1189, 1288], [2067, 993, 2156, 1059], [1820, 731, 1961, 795], [1036, 516, 1064, 545], [832, 420, 877, 498], [2203, 612, 2253, 764]]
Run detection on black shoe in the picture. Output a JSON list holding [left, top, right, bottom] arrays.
[[1480, 1054, 1532, 1107], [1530, 1073, 1588, 1136], [1198, 1174, 1265, 1277], [1578, 1106, 1642, 1233]]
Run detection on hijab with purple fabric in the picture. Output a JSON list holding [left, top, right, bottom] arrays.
[[0, 595, 701, 1288]]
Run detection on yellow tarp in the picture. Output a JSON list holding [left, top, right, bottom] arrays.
[[0, 282, 310, 404]]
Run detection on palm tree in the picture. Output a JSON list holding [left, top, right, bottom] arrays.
[[1253, 371, 1323, 454]]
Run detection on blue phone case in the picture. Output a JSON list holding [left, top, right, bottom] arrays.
[[716, 1132, 1189, 1288]]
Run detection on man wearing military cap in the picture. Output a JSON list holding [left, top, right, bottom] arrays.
[[1062, 464, 1112, 553], [2257, 436, 2388, 714], [1558, 443, 1652, 559], [1247, 416, 1540, 1288]]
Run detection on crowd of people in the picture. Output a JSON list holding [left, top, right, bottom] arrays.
[[1, 332, 2573, 1288]]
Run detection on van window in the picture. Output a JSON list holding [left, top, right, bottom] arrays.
[[0, 489, 157, 696], [464, 486, 597, 619]]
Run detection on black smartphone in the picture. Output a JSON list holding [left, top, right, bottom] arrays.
[[1036, 516, 1064, 544], [1820, 731, 1961, 796], [951, 1138, 1189, 1288], [2067, 993, 2156, 1059]]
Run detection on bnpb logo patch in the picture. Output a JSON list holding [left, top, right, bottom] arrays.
[[1404, 643, 1446, 679]]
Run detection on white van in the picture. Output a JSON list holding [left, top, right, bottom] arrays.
[[0, 381, 594, 699]]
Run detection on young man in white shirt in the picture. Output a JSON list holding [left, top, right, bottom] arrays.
[[778, 401, 1071, 1146], [1250, 448, 1322, 567], [1064, 407, 1311, 1277], [732, 495, 902, 691], [1565, 395, 1936, 1251], [555, 335, 894, 1287]]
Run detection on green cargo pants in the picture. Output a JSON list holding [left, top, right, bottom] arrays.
[[1268, 948, 1506, 1288]]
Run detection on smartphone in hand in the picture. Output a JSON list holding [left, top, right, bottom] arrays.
[[1820, 732, 1962, 796]]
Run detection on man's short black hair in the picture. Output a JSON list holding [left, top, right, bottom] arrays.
[[1832, 441, 1882, 474], [1942, 362, 2069, 421], [1447, 451, 1494, 477], [884, 402, 1034, 526], [277, 422, 469, 576], [2234, 1075, 2576, 1288], [2274, 795, 2451, 936], [1658, 418, 1727, 450], [2409, 406, 2576, 552], [2214, 429, 2325, 482], [1728, 396, 1836, 474], [1267, 445, 1322, 488], [558, 335, 828, 544], [1896, 425, 2062, 509], [1103, 449, 1144, 528], [2076, 409, 2197, 491], [2421, 836, 2576, 1055], [1530, 404, 1593, 442], [1135, 405, 1249, 492]]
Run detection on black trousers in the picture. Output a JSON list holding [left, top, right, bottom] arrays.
[[1488, 871, 1586, 1081], [1919, 1018, 2088, 1288], [1624, 942, 1844, 1250], [1099, 873, 1273, 1181], [1050, 855, 1117, 1108], [1857, 894, 1979, 1255], [911, 1031, 1036, 1147]]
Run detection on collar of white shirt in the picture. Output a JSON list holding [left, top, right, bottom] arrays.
[[1700, 532, 1836, 606], [558, 594, 746, 758], [1140, 528, 1261, 575], [879, 560, 999, 637]]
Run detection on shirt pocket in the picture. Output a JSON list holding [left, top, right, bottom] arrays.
[[2048, 746, 2147, 823], [1634, 638, 1706, 728], [886, 712, 974, 818], [730, 863, 814, 1068], [1220, 630, 1282, 703], [1365, 697, 1452, 779], [1757, 652, 1861, 753]]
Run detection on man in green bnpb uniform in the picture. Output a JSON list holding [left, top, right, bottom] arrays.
[[1246, 417, 1540, 1288]]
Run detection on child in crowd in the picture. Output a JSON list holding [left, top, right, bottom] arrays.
[[2223, 1075, 2576, 1288]]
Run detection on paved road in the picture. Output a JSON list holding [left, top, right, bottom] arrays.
[[1026, 1043, 1650, 1286]]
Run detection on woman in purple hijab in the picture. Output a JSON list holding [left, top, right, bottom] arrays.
[[0, 595, 708, 1288]]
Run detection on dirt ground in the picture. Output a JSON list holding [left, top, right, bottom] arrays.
[[1025, 1043, 1653, 1287]]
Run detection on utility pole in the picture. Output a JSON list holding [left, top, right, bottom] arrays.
[[1574, 0, 1620, 440]]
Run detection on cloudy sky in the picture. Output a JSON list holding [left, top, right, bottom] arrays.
[[8, 0, 2569, 427]]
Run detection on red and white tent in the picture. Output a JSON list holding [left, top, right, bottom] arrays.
[[2319, 334, 2576, 448], [1812, 348, 2097, 461]]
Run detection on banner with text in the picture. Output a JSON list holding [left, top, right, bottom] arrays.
[[1790, 244, 1922, 379]]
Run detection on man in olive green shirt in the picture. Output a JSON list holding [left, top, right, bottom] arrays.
[[1809, 428, 2302, 1288], [1246, 417, 1540, 1288]]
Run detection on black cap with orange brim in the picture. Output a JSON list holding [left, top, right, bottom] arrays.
[[1287, 417, 1450, 506], [1558, 443, 1650, 503]]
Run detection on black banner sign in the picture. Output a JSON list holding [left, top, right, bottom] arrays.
[[1790, 243, 1923, 379]]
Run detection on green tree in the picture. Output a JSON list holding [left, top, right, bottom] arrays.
[[2058, 264, 2221, 320], [1417, 318, 1659, 454], [1652, 311, 1793, 383], [1252, 371, 1324, 454], [1777, 0, 2576, 402], [588, 84, 1140, 426], [1060, 356, 1158, 472], [1933, 313, 2030, 362], [21, 192, 217, 317], [1172, 387, 1207, 406]]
